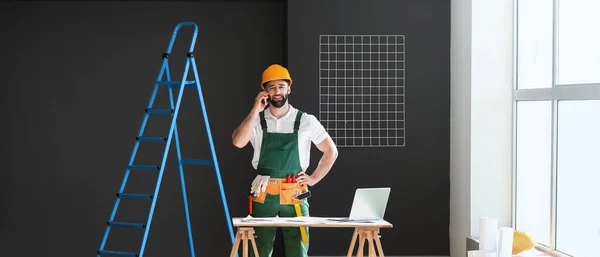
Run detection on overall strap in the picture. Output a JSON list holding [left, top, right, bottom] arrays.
[[259, 111, 268, 130], [294, 110, 304, 133]]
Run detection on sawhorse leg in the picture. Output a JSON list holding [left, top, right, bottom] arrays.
[[347, 227, 385, 257], [230, 227, 259, 257]]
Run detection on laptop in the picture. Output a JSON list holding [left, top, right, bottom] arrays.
[[333, 187, 391, 222]]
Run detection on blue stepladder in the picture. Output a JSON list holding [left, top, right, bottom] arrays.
[[96, 22, 235, 257]]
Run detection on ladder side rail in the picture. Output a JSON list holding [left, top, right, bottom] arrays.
[[138, 57, 193, 257], [190, 57, 236, 246], [166, 64, 198, 257]]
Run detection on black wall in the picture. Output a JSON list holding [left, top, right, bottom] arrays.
[[286, 0, 451, 255], [0, 0, 450, 256], [0, 1, 285, 257]]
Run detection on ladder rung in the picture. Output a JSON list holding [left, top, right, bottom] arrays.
[[180, 159, 214, 166], [97, 250, 138, 257], [107, 221, 146, 229], [128, 165, 160, 170], [156, 80, 196, 88], [117, 193, 153, 199], [136, 136, 167, 142], [157, 80, 195, 85], [145, 108, 173, 114]]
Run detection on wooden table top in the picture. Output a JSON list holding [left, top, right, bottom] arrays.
[[232, 216, 393, 228]]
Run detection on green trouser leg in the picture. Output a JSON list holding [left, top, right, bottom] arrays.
[[250, 195, 309, 257], [279, 201, 309, 257], [251, 195, 279, 257]]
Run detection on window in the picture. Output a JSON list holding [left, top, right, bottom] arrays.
[[514, 0, 600, 256], [556, 100, 600, 256], [515, 101, 552, 247], [516, 0, 552, 89], [556, 0, 600, 85]]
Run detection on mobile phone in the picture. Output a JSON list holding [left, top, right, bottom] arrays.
[[262, 95, 271, 109]]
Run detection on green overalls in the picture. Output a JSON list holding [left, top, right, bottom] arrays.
[[251, 110, 310, 257]]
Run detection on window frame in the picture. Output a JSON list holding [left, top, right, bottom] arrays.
[[512, 0, 600, 256]]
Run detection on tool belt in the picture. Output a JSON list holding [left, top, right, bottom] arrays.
[[252, 178, 308, 205]]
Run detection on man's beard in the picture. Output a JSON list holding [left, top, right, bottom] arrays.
[[269, 93, 289, 108]]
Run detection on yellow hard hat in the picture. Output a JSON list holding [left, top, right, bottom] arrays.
[[261, 64, 293, 89]]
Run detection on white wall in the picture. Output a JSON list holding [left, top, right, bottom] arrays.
[[449, 0, 472, 256], [469, 0, 514, 237], [450, 0, 514, 256]]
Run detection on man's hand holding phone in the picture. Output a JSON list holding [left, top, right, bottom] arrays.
[[253, 91, 269, 113]]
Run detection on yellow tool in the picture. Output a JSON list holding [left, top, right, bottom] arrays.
[[293, 190, 311, 246], [294, 204, 308, 245]]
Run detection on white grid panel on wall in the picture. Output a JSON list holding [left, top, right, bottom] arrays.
[[319, 35, 406, 147]]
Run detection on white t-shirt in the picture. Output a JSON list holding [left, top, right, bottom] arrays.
[[249, 105, 330, 172]]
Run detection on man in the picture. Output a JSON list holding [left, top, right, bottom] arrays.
[[232, 64, 338, 257]]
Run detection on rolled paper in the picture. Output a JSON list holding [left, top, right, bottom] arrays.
[[468, 250, 496, 257], [479, 217, 498, 252], [497, 227, 515, 257]]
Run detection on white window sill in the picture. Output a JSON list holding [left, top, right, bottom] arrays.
[[467, 236, 571, 257]]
